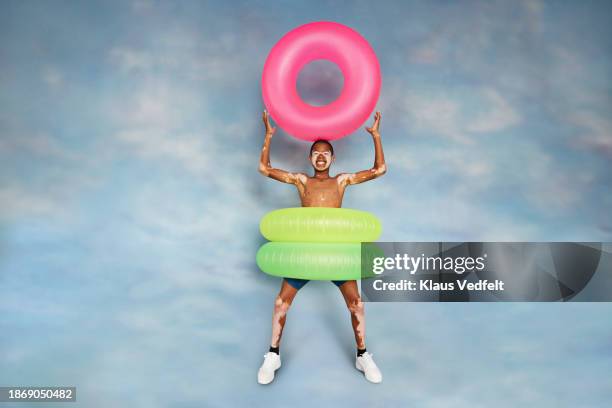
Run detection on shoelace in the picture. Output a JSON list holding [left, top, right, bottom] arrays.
[[360, 353, 376, 368], [262, 353, 278, 368]]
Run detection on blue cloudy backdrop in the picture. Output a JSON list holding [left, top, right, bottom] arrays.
[[1, 0, 611, 407]]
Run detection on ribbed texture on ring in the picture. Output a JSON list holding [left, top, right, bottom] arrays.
[[260, 207, 381, 242], [256, 207, 383, 280]]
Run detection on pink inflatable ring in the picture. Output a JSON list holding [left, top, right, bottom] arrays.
[[262, 21, 381, 141]]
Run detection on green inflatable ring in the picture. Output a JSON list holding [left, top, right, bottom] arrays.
[[256, 242, 383, 280], [260, 207, 381, 242]]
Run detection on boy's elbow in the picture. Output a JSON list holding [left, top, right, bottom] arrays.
[[375, 164, 387, 176], [258, 163, 270, 176]]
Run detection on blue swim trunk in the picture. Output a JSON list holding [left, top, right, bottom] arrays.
[[285, 278, 348, 290]]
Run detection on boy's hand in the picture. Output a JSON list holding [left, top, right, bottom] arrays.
[[263, 111, 276, 136], [365, 111, 381, 135]]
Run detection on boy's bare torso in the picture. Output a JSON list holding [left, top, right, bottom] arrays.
[[295, 175, 346, 208]]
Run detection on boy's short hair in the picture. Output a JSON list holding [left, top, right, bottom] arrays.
[[310, 140, 334, 156]]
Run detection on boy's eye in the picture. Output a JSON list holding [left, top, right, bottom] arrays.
[[313, 151, 331, 158]]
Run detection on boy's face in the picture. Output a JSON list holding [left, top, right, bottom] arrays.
[[310, 142, 334, 171]]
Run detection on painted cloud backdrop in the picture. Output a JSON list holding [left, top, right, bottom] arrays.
[[1, 1, 611, 407]]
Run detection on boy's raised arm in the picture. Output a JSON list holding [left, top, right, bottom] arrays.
[[259, 111, 304, 185], [339, 111, 387, 186]]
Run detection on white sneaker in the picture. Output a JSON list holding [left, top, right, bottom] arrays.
[[356, 352, 382, 383], [257, 352, 281, 384]]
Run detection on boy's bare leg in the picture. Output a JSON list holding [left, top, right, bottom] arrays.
[[339, 280, 382, 383], [338, 280, 366, 349], [270, 279, 298, 348], [258, 279, 298, 384]]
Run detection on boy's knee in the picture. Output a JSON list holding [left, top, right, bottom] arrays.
[[274, 296, 292, 314], [347, 298, 364, 315]]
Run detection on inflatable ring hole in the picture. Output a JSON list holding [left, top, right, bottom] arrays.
[[296, 59, 344, 107]]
